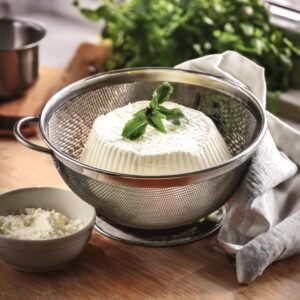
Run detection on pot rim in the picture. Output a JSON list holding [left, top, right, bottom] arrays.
[[0, 18, 46, 52]]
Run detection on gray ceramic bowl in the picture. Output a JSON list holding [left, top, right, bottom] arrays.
[[0, 187, 96, 272]]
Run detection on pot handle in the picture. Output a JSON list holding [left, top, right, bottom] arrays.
[[13, 116, 53, 155]]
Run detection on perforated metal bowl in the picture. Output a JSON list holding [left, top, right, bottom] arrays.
[[14, 68, 267, 229]]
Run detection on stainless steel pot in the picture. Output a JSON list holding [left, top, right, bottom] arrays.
[[0, 18, 46, 99]]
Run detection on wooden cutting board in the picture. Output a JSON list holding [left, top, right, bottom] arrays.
[[0, 67, 64, 136], [0, 41, 111, 137]]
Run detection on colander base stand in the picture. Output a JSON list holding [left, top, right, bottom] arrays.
[[94, 206, 226, 247]]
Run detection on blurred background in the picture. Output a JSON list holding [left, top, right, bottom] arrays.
[[1, 0, 299, 67], [0, 0, 300, 66]]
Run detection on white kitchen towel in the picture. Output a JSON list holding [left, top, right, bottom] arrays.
[[176, 51, 300, 283]]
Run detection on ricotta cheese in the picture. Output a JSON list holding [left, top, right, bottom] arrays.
[[0, 208, 83, 240], [80, 101, 232, 175]]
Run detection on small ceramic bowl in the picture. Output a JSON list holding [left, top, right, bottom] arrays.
[[0, 187, 96, 272]]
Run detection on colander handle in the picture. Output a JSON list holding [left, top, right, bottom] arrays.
[[13, 116, 52, 155]]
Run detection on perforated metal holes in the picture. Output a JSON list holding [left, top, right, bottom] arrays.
[[45, 76, 262, 229]]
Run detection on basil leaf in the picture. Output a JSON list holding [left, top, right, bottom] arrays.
[[133, 108, 148, 119], [122, 117, 148, 140], [157, 106, 185, 125], [152, 82, 174, 104], [150, 97, 158, 110], [152, 110, 166, 120], [121, 82, 184, 139], [147, 113, 166, 133], [157, 105, 174, 116]]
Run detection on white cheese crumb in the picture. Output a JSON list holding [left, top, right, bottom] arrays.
[[0, 208, 84, 240]]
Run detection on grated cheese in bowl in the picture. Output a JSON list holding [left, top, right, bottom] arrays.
[[0, 208, 84, 240]]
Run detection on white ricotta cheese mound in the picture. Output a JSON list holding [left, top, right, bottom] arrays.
[[80, 101, 232, 175], [0, 208, 83, 240]]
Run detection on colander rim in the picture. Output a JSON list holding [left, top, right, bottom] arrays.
[[39, 67, 267, 185]]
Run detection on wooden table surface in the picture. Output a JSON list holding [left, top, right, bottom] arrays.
[[1, 137, 300, 300]]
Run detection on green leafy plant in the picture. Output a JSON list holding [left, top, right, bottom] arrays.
[[74, 0, 300, 93], [122, 82, 185, 140]]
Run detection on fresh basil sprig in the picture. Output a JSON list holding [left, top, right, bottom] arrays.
[[122, 82, 185, 140]]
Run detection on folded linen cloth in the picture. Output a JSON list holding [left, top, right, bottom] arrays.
[[176, 51, 300, 283]]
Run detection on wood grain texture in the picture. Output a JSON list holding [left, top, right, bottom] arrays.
[[0, 68, 63, 117], [1, 137, 300, 299], [0, 68, 64, 136]]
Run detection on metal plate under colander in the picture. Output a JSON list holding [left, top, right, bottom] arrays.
[[94, 206, 226, 247]]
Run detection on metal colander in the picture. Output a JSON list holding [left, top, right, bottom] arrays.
[[14, 68, 266, 229]]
